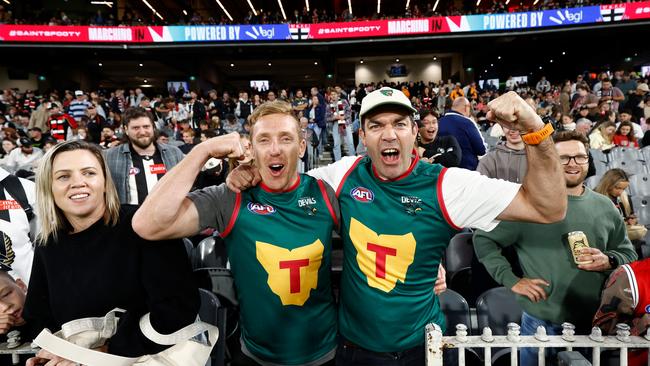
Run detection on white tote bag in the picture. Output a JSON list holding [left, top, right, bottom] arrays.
[[33, 308, 218, 366]]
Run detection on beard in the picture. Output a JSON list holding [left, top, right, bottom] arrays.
[[130, 134, 154, 149], [565, 170, 588, 188]]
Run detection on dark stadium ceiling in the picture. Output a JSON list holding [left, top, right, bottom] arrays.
[[11, 0, 434, 24], [2, 23, 647, 91]]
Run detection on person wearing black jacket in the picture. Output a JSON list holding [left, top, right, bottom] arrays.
[[23, 141, 199, 364], [187, 91, 206, 130], [416, 109, 461, 167], [85, 104, 105, 144], [235, 91, 253, 124]]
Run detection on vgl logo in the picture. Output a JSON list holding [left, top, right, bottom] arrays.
[[549, 10, 583, 24], [245, 26, 275, 39]]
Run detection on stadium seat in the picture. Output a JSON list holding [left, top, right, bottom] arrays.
[[476, 287, 522, 336], [629, 174, 650, 196], [438, 289, 471, 336], [182, 238, 194, 257], [194, 267, 238, 306], [609, 147, 643, 163], [194, 269, 239, 366], [593, 159, 609, 175], [476, 287, 523, 365], [589, 148, 608, 164], [642, 146, 650, 162], [445, 232, 474, 276], [609, 159, 646, 175], [199, 288, 226, 366], [448, 267, 474, 306], [584, 175, 602, 190], [630, 196, 650, 226], [192, 236, 228, 269], [641, 244, 650, 259]]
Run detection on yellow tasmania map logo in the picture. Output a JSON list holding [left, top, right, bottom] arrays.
[[349, 218, 416, 292], [256, 240, 324, 306]]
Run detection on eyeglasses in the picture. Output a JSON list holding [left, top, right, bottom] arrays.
[[559, 155, 589, 165]]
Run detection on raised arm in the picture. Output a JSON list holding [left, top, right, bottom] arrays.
[[132, 133, 244, 240], [488, 92, 567, 224]]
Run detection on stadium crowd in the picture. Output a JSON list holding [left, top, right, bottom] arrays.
[[2, 70, 649, 178], [0, 0, 603, 27], [0, 69, 649, 365]]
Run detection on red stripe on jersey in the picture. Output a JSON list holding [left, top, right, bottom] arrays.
[[220, 192, 241, 238], [335, 156, 364, 198], [317, 179, 338, 229], [436, 168, 462, 230]]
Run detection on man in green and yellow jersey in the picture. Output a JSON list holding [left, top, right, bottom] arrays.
[[134, 101, 339, 366]]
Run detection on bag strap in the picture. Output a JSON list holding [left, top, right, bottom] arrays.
[[33, 328, 139, 366], [0, 174, 34, 221], [60, 308, 126, 339], [139, 313, 216, 346]]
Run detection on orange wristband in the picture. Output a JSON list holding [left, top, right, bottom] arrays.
[[521, 123, 554, 145]]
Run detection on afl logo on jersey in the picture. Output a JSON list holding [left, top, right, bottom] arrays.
[[350, 187, 374, 203], [247, 202, 276, 215], [645, 304, 650, 314]]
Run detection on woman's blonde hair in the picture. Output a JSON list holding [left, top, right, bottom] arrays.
[[594, 168, 629, 198], [35, 140, 120, 244]]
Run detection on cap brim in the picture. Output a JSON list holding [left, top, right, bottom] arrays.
[[360, 101, 417, 121]]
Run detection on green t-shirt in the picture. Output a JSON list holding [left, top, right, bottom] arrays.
[[474, 188, 637, 330]]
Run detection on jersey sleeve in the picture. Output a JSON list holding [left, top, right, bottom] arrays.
[[187, 183, 238, 234], [317, 180, 341, 232], [440, 168, 520, 231], [307, 156, 361, 193]]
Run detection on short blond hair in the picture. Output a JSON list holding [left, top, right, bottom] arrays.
[[35, 140, 120, 245], [249, 100, 301, 138]]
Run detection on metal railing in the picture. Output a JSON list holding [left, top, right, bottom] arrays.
[[426, 322, 650, 366]]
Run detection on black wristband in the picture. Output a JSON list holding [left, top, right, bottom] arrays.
[[607, 254, 619, 269]]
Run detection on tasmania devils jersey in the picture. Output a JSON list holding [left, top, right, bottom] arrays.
[[190, 175, 338, 365], [335, 155, 458, 352]]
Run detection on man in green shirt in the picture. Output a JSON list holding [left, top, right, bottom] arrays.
[[474, 130, 637, 366]]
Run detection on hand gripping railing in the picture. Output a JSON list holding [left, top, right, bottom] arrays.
[[426, 322, 650, 366]]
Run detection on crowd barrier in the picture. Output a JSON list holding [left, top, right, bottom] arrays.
[[426, 323, 650, 366]]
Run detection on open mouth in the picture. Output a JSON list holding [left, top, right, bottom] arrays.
[[268, 164, 285, 176], [565, 169, 581, 176], [380, 148, 400, 163]]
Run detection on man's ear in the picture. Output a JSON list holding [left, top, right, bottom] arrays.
[[299, 138, 306, 158], [359, 127, 367, 147], [15, 278, 27, 293]]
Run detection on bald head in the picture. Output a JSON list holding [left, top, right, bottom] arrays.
[[451, 97, 471, 117]]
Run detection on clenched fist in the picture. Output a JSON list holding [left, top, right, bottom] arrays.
[[487, 91, 545, 133], [197, 132, 245, 160]]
